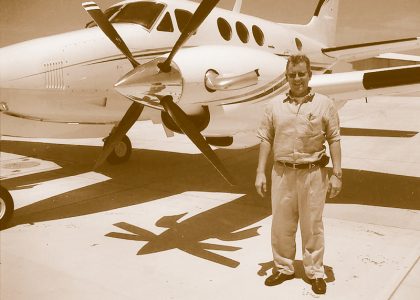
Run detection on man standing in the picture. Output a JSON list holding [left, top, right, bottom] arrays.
[[255, 54, 342, 295]]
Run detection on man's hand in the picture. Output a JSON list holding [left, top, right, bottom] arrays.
[[255, 172, 267, 197], [328, 174, 342, 198]]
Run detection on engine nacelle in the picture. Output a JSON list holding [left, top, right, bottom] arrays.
[[171, 45, 287, 106], [114, 46, 287, 109], [161, 106, 210, 134]]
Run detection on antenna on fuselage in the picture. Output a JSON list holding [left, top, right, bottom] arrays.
[[232, 0, 242, 12]]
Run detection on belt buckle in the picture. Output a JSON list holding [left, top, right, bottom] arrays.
[[292, 163, 297, 169]]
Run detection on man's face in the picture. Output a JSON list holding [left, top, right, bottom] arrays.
[[286, 61, 312, 97]]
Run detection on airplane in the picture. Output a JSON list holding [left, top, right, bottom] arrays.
[[1, 0, 420, 226]]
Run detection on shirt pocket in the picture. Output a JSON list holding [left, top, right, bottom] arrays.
[[303, 113, 323, 135]]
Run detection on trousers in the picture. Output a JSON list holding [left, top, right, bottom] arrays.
[[270, 162, 329, 279]]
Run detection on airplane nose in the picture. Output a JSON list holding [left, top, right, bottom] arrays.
[[114, 57, 183, 107]]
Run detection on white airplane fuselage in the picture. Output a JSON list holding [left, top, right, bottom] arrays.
[[0, 0, 336, 140]]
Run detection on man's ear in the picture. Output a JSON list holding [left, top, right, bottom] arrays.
[[308, 71, 312, 79]]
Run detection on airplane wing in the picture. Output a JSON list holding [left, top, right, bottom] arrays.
[[311, 64, 420, 101], [322, 37, 420, 62]]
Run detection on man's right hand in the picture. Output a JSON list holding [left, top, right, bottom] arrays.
[[255, 172, 267, 197]]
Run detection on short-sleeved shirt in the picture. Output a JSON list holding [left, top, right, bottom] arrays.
[[257, 92, 340, 163]]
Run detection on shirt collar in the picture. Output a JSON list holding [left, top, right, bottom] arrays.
[[284, 88, 314, 104]]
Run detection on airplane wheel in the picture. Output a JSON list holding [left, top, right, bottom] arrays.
[[0, 185, 14, 228], [106, 135, 132, 164]]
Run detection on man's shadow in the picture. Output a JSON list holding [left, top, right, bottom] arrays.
[[258, 260, 335, 284]]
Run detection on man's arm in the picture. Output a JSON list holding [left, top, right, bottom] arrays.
[[328, 140, 342, 198], [255, 140, 271, 197]]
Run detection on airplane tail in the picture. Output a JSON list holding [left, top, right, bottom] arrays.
[[306, 0, 340, 47], [283, 0, 339, 48]]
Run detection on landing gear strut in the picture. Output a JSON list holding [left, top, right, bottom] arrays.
[[0, 185, 14, 228], [105, 134, 132, 164]]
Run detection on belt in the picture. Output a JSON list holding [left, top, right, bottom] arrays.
[[278, 160, 321, 169]]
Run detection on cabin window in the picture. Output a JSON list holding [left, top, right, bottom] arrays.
[[252, 25, 264, 46], [157, 12, 174, 32], [175, 9, 193, 32], [236, 21, 249, 43], [111, 2, 165, 30], [217, 18, 232, 41]]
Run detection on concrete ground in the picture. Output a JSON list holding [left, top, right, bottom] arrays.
[[0, 96, 419, 300]]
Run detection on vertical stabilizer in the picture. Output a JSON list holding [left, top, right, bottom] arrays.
[[306, 0, 339, 47]]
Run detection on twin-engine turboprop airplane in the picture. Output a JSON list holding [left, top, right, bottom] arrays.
[[1, 0, 420, 224]]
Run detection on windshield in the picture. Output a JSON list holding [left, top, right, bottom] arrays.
[[85, 5, 123, 28], [111, 2, 165, 30]]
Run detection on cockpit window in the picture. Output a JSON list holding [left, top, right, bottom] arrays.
[[174, 9, 193, 32], [111, 2, 165, 30], [157, 12, 174, 32], [85, 5, 122, 28]]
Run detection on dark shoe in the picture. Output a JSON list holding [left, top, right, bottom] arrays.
[[264, 272, 294, 286], [311, 278, 327, 294]]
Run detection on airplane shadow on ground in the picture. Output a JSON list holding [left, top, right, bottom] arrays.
[[0, 140, 257, 230], [105, 194, 269, 268], [1, 139, 419, 269], [330, 168, 420, 209]]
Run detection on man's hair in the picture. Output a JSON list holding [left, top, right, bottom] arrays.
[[286, 54, 311, 73]]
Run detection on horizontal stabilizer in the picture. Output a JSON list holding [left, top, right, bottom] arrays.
[[323, 37, 420, 62], [351, 52, 420, 71], [377, 53, 420, 62]]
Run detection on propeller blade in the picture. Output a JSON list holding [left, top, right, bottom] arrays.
[[160, 96, 236, 185], [158, 0, 220, 72], [94, 102, 144, 169], [82, 2, 140, 68]]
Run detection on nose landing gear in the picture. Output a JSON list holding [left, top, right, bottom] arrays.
[[105, 134, 132, 165]]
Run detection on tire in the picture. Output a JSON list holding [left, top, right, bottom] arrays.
[[0, 185, 14, 228], [106, 135, 132, 165]]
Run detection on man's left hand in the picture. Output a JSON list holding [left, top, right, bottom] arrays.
[[328, 175, 342, 198]]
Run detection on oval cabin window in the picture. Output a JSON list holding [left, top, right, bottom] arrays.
[[252, 25, 265, 46], [236, 21, 249, 43], [217, 17, 232, 41]]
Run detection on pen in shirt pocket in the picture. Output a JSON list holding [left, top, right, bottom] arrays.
[[307, 113, 316, 121]]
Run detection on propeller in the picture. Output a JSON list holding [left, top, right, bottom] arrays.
[[160, 96, 236, 185], [83, 1, 144, 169], [83, 1, 235, 185], [82, 2, 139, 68], [158, 0, 220, 72]]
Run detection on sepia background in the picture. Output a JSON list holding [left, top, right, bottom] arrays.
[[0, 0, 419, 54]]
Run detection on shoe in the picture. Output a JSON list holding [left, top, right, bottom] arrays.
[[311, 278, 326, 294], [264, 272, 294, 286]]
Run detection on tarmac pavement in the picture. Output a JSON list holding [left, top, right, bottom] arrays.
[[1, 96, 419, 299]]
